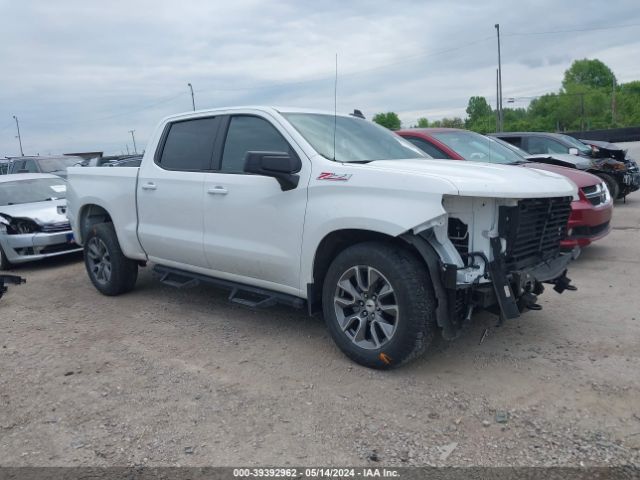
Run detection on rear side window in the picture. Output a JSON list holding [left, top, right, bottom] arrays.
[[221, 116, 291, 173], [500, 136, 522, 148], [404, 137, 447, 159], [159, 117, 219, 170]]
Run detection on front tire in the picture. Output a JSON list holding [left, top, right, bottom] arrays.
[[597, 173, 620, 201], [322, 242, 436, 369], [84, 222, 138, 296]]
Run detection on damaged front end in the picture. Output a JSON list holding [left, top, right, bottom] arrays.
[[404, 195, 578, 339]]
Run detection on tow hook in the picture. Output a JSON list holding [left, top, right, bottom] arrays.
[[521, 292, 542, 311], [553, 273, 576, 293], [0, 274, 26, 301]]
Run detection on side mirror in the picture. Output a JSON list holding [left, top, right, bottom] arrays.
[[568, 147, 579, 155], [244, 151, 302, 191]]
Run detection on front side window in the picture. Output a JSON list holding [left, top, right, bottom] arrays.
[[527, 137, 568, 155], [221, 116, 292, 173], [283, 113, 426, 162], [159, 117, 219, 170], [557, 134, 592, 155], [430, 131, 524, 164]]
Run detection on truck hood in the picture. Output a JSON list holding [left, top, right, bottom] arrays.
[[0, 199, 68, 225], [521, 162, 602, 189], [364, 159, 577, 199]]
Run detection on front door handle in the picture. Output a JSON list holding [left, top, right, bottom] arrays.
[[207, 186, 228, 195], [141, 182, 157, 190]]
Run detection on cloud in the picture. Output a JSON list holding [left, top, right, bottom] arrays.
[[1, 0, 639, 155]]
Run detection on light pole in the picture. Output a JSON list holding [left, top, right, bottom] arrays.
[[129, 130, 137, 154], [188, 83, 196, 111], [495, 69, 500, 132], [495, 23, 503, 132], [12, 115, 24, 156]]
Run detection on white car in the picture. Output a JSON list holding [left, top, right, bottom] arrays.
[[0, 174, 81, 269], [66, 107, 578, 368]]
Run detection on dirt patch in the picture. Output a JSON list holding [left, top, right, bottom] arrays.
[[1, 198, 639, 467]]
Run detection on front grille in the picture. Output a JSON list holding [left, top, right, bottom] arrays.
[[499, 197, 572, 270], [41, 222, 71, 233]]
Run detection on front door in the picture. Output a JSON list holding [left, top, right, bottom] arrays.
[[202, 114, 310, 292]]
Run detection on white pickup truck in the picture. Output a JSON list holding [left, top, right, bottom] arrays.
[[67, 107, 578, 368]]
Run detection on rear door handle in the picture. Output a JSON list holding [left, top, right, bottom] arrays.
[[207, 186, 228, 195], [141, 182, 157, 190]]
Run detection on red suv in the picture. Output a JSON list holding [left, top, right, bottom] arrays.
[[397, 128, 613, 249]]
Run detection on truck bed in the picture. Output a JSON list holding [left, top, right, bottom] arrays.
[[66, 166, 146, 260]]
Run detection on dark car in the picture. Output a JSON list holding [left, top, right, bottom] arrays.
[[397, 128, 613, 249], [489, 132, 639, 199], [6, 155, 84, 179]]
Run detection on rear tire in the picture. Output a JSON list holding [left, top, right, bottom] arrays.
[[84, 222, 138, 296], [597, 173, 620, 201], [321, 241, 436, 369]]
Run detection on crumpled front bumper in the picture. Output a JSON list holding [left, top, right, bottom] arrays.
[[0, 230, 82, 264], [486, 239, 579, 321], [623, 171, 640, 189]]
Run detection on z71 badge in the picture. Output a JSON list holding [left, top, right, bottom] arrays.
[[317, 172, 352, 181]]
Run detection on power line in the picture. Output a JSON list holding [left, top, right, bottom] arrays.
[[193, 35, 495, 94], [29, 91, 187, 128], [503, 22, 640, 37]]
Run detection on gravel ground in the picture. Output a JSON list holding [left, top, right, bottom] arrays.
[[1, 195, 639, 468]]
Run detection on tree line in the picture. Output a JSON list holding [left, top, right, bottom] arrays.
[[372, 59, 640, 133]]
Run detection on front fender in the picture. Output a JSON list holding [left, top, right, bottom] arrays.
[[299, 185, 449, 289]]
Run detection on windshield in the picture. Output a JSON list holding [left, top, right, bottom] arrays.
[[0, 178, 67, 206], [430, 131, 526, 164], [37, 157, 81, 173], [557, 134, 592, 155], [283, 113, 428, 162]]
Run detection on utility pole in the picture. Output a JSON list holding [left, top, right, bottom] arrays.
[[129, 130, 137, 154], [580, 93, 585, 132], [611, 77, 616, 126], [126, 145, 130, 155], [495, 23, 503, 132], [188, 83, 196, 111], [12, 115, 24, 156], [496, 69, 500, 132]]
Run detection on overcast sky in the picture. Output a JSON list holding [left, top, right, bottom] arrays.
[[1, 0, 639, 156]]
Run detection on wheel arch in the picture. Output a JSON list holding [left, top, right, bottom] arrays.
[[307, 228, 427, 315], [77, 203, 113, 245]]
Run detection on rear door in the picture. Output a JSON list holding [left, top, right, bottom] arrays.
[[202, 113, 310, 292], [137, 116, 222, 267]]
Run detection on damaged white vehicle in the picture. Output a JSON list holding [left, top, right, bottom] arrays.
[[67, 107, 578, 368], [0, 174, 81, 270]]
